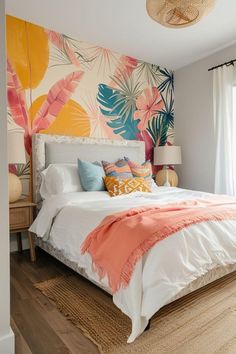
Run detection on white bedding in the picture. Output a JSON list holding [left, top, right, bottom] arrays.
[[30, 187, 236, 342]]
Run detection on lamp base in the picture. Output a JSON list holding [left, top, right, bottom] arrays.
[[9, 172, 22, 203], [155, 168, 178, 187]]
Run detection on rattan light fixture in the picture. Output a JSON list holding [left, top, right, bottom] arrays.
[[146, 0, 216, 28]]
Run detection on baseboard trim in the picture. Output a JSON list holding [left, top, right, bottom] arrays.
[[0, 328, 15, 354]]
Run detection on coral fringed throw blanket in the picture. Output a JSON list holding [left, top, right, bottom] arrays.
[[81, 197, 236, 293]]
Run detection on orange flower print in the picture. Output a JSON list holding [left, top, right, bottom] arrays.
[[134, 87, 164, 131]]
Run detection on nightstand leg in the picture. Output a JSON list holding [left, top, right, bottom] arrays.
[[16, 232, 22, 253], [28, 232, 36, 262]]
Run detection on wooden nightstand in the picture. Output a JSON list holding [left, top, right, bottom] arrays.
[[9, 199, 36, 262]]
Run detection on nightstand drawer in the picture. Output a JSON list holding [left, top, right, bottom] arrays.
[[10, 207, 30, 230]]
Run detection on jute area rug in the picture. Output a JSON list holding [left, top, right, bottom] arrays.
[[35, 272, 236, 354]]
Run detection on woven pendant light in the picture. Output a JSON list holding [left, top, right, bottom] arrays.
[[146, 0, 216, 28]]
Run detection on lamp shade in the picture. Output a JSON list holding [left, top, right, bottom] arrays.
[[146, 0, 216, 29], [154, 146, 182, 165], [8, 130, 26, 164]]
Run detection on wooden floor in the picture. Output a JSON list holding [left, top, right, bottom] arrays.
[[11, 249, 99, 354], [11, 249, 236, 354]]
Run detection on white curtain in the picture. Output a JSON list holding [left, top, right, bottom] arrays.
[[213, 64, 236, 195]]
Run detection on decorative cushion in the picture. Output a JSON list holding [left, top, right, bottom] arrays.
[[102, 159, 133, 179], [124, 157, 152, 180], [78, 159, 105, 191], [104, 176, 151, 197]]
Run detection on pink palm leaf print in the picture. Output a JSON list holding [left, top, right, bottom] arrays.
[[121, 56, 138, 77], [7, 59, 32, 154], [32, 71, 84, 133], [134, 87, 164, 131], [46, 30, 81, 68], [110, 55, 138, 86]]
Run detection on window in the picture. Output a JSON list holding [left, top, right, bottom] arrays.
[[233, 86, 236, 193], [233, 86, 236, 120]]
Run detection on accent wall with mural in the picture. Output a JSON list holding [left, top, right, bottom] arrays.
[[6, 15, 174, 195]]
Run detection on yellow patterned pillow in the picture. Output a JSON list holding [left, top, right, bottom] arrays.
[[104, 176, 151, 197]]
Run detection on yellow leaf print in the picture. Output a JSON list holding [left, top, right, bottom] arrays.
[[29, 96, 90, 137], [6, 15, 49, 89]]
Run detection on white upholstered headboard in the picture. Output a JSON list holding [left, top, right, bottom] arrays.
[[32, 134, 145, 205]]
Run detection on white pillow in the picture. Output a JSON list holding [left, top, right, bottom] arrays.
[[40, 164, 83, 199]]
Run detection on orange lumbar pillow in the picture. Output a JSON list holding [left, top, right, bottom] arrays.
[[104, 176, 151, 197]]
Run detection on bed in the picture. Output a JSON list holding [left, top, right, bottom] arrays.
[[30, 133, 236, 343]]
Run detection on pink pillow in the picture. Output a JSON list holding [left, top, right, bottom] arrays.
[[102, 159, 133, 179], [124, 157, 152, 181]]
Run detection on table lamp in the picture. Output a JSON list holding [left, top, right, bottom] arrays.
[[154, 145, 182, 187], [8, 131, 26, 203]]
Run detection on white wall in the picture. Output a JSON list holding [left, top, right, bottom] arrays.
[[0, 1, 15, 353], [5, 0, 236, 71], [175, 43, 236, 192]]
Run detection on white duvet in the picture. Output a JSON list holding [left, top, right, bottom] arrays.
[[30, 187, 236, 342]]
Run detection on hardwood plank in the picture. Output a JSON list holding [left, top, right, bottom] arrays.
[[11, 318, 32, 354], [11, 250, 99, 354], [39, 308, 98, 354], [11, 283, 70, 354], [11, 261, 55, 311]]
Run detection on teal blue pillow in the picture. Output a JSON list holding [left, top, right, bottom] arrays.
[[78, 159, 105, 191]]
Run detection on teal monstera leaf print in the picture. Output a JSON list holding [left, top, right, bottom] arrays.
[[97, 83, 140, 140]]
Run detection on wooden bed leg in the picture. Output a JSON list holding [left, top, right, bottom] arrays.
[[28, 232, 36, 262], [145, 320, 151, 331]]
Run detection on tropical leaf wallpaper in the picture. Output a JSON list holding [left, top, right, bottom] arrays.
[[6, 15, 174, 195]]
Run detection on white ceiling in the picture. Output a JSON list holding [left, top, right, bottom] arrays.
[[5, 0, 236, 70]]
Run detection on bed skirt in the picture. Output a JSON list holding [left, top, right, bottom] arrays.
[[35, 237, 236, 301], [36, 237, 111, 293]]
